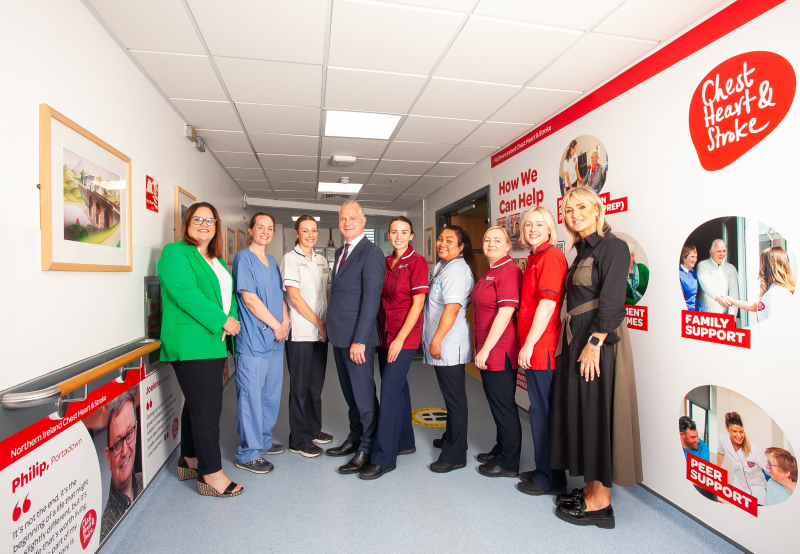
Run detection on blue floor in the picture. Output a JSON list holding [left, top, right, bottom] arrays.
[[105, 352, 741, 554]]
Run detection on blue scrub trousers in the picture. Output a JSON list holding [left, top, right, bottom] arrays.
[[234, 350, 284, 464], [526, 366, 567, 492], [371, 348, 416, 467]]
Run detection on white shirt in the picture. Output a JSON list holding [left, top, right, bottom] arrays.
[[280, 247, 329, 341], [717, 432, 767, 504], [757, 283, 792, 322], [201, 253, 232, 315], [563, 154, 578, 184], [335, 232, 366, 274], [697, 258, 739, 316]]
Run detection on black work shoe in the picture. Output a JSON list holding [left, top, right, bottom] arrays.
[[432, 438, 443, 449], [337, 451, 370, 474], [555, 487, 586, 506], [358, 463, 396, 480], [556, 502, 615, 529], [476, 451, 496, 464], [398, 447, 416, 455], [312, 432, 334, 444], [429, 460, 466, 473], [516, 480, 566, 496], [260, 443, 285, 455], [288, 444, 323, 458], [326, 440, 359, 457], [477, 462, 519, 478], [519, 470, 536, 482]]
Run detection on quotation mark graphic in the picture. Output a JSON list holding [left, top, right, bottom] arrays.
[[12, 494, 31, 522], [146, 400, 154, 410]]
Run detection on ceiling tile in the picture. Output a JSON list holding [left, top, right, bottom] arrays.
[[462, 121, 531, 147], [228, 167, 265, 179], [374, 160, 435, 175], [172, 99, 241, 131], [394, 116, 481, 144], [88, 0, 204, 54], [473, 0, 622, 31], [405, 184, 440, 195], [328, 0, 466, 74], [411, 79, 519, 120], [320, 137, 388, 159], [186, 0, 327, 63], [390, 0, 475, 10], [215, 57, 322, 106], [531, 33, 657, 92], [246, 189, 277, 199], [435, 17, 580, 85], [325, 68, 426, 114], [199, 130, 251, 152], [319, 170, 372, 183], [275, 190, 317, 200], [250, 133, 319, 156], [414, 174, 455, 187], [361, 183, 398, 194], [258, 154, 318, 171], [491, 87, 581, 125], [270, 182, 318, 192], [594, 0, 726, 41], [237, 103, 320, 135], [383, 141, 452, 162], [367, 174, 420, 187], [425, 162, 473, 176], [265, 169, 318, 183], [319, 157, 379, 174], [238, 180, 270, 190], [132, 52, 225, 101], [441, 145, 496, 163], [215, 151, 260, 168], [359, 192, 397, 201]]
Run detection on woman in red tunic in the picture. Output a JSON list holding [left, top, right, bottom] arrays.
[[471, 226, 523, 478], [515, 206, 569, 497]]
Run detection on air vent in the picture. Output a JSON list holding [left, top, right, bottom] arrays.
[[322, 193, 351, 200]]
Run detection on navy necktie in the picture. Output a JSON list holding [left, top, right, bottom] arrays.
[[340, 243, 350, 267]]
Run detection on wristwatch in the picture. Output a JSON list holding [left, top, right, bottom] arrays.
[[588, 336, 603, 351]]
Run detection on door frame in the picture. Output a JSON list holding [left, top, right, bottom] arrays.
[[434, 184, 491, 245]]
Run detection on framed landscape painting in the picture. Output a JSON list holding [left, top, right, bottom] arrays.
[[424, 227, 434, 264], [237, 229, 246, 252], [226, 227, 236, 264], [39, 104, 132, 271], [174, 186, 196, 242]]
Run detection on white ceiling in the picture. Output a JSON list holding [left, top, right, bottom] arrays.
[[87, 0, 731, 210]]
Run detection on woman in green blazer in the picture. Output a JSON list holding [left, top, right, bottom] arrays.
[[159, 202, 243, 498]]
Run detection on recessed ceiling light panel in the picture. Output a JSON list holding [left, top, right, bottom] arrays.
[[324, 110, 402, 140], [318, 182, 363, 194], [292, 216, 321, 221]]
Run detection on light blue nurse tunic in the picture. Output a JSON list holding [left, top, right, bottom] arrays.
[[422, 255, 474, 366]]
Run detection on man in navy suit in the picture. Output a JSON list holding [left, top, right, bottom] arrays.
[[325, 200, 385, 474]]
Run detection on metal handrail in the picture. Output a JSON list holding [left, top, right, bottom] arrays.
[[1, 339, 160, 413]]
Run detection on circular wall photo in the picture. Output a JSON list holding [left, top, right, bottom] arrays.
[[558, 135, 609, 195], [614, 232, 649, 306]]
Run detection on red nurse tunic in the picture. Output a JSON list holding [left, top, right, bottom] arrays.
[[469, 255, 522, 371], [518, 244, 567, 371], [378, 245, 430, 350]]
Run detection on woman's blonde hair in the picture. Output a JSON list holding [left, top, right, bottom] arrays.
[[520, 206, 558, 248], [483, 225, 512, 246], [560, 187, 610, 251], [760, 246, 796, 297]]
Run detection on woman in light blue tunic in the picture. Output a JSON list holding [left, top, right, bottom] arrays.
[[423, 225, 476, 473]]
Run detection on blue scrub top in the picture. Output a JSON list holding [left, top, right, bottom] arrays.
[[680, 266, 698, 311], [682, 438, 710, 462], [233, 249, 285, 356]]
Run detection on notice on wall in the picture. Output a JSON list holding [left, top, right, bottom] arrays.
[[686, 454, 757, 516], [139, 364, 182, 487], [145, 176, 158, 213]]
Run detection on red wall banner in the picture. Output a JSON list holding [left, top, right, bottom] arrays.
[[686, 453, 758, 516]]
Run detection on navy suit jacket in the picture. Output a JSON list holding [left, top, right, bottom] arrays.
[[328, 237, 386, 349]]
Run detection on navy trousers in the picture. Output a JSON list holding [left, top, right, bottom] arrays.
[[434, 364, 468, 465], [526, 366, 567, 492], [333, 345, 379, 454], [481, 356, 522, 471], [371, 348, 416, 467]]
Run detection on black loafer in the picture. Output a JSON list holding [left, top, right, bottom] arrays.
[[555, 502, 615, 529], [433, 438, 443, 449], [398, 447, 416, 455], [477, 462, 519, 478], [519, 470, 536, 482], [429, 461, 466, 473], [337, 451, 370, 474], [516, 480, 566, 496], [555, 487, 586, 506], [476, 452, 496, 464], [358, 463, 396, 480], [326, 440, 359, 457]]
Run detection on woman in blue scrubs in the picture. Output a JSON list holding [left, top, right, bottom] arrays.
[[232, 212, 289, 474]]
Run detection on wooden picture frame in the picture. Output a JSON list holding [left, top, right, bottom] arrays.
[[225, 227, 236, 264], [237, 228, 246, 252], [174, 186, 196, 242], [39, 104, 132, 271], [424, 227, 435, 264]]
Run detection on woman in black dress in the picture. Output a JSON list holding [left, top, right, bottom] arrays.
[[549, 187, 642, 529]]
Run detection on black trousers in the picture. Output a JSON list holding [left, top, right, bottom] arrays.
[[434, 364, 468, 465], [480, 355, 522, 471], [285, 336, 328, 449], [172, 358, 226, 477]]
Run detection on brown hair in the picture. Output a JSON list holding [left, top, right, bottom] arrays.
[[724, 412, 751, 457], [766, 447, 798, 482], [389, 215, 414, 235], [565, 139, 577, 162], [181, 202, 224, 259], [759, 246, 796, 297], [680, 245, 697, 266], [441, 225, 477, 279], [293, 214, 318, 246]]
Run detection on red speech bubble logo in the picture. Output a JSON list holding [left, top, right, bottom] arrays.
[[80, 509, 97, 549], [689, 51, 795, 171], [172, 418, 179, 440]]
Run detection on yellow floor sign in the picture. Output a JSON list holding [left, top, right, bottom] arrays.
[[411, 407, 447, 427]]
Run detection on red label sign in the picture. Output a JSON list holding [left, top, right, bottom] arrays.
[[557, 192, 628, 224], [145, 175, 159, 213], [515, 369, 527, 392], [681, 310, 750, 348], [80, 509, 97, 549], [689, 51, 796, 171], [625, 305, 648, 331], [686, 454, 757, 516]]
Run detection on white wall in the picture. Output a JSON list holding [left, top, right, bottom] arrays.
[[407, 200, 424, 255], [0, 1, 247, 390]]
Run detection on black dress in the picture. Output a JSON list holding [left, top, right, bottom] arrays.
[[549, 230, 642, 488]]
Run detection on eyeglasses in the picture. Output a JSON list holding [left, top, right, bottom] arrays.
[[191, 217, 217, 226], [108, 422, 137, 457]]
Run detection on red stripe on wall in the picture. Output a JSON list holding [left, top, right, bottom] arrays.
[[491, 0, 786, 168]]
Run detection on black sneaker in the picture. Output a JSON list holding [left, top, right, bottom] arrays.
[[288, 444, 323, 458], [312, 432, 334, 444], [235, 456, 274, 474], [260, 443, 285, 455]]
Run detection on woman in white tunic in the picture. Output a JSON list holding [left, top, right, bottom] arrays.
[[716, 411, 768, 504], [723, 246, 795, 323]]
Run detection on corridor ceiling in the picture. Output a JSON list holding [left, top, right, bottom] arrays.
[[85, 0, 730, 213]]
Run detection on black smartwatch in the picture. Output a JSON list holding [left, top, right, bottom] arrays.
[[588, 336, 603, 351]]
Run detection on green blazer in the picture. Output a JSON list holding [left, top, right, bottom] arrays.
[[158, 241, 238, 361]]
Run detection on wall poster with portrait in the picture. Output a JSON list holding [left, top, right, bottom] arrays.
[[225, 227, 236, 265], [424, 227, 435, 264]]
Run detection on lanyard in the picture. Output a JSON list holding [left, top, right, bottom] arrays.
[[431, 254, 463, 284]]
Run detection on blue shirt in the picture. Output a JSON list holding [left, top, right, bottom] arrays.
[[765, 479, 792, 506], [680, 266, 698, 311], [683, 439, 710, 462], [422, 256, 474, 366], [233, 249, 285, 356]]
